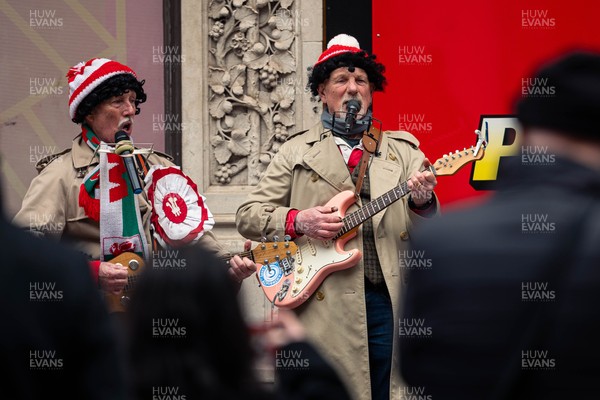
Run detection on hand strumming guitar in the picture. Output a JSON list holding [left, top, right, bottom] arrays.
[[98, 262, 128, 294], [295, 206, 344, 241]]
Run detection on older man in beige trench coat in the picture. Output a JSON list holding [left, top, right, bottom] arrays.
[[236, 34, 439, 400], [14, 58, 256, 294]]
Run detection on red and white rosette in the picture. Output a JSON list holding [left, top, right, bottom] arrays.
[[145, 166, 215, 248]]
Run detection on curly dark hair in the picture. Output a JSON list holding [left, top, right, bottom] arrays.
[[72, 73, 147, 123], [307, 50, 387, 97]]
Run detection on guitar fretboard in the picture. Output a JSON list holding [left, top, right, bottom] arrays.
[[121, 250, 256, 293], [218, 250, 253, 263], [334, 180, 411, 239]]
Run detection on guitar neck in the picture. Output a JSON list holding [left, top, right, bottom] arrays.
[[218, 250, 254, 263], [335, 179, 412, 238]]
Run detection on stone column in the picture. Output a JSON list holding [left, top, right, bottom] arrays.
[[180, 0, 323, 340]]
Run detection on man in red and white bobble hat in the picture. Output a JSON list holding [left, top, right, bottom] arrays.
[[14, 58, 257, 300], [237, 34, 439, 400]]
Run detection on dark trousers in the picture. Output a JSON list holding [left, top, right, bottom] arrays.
[[365, 279, 393, 400]]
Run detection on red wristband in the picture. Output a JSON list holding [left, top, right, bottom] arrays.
[[285, 209, 301, 239], [89, 260, 101, 284]]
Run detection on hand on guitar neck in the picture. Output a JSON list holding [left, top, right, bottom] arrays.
[[227, 239, 258, 284], [406, 158, 438, 208]]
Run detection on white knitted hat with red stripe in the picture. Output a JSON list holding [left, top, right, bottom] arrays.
[[66, 58, 137, 120], [314, 34, 362, 66]]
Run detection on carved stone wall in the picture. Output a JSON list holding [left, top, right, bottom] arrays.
[[181, 0, 322, 333]]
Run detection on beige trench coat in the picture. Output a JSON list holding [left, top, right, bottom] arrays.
[[13, 134, 225, 259], [236, 123, 440, 400]]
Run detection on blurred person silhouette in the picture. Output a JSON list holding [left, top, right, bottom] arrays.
[[399, 51, 600, 399], [0, 171, 126, 399], [126, 245, 352, 400]]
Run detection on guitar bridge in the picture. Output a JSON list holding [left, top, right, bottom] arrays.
[[275, 279, 291, 302]]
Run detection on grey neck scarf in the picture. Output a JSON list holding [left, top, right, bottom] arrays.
[[321, 108, 372, 139]]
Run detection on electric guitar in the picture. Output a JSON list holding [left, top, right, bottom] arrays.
[[256, 134, 487, 309], [104, 240, 297, 313]]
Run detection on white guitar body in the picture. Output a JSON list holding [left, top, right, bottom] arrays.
[[257, 191, 362, 308]]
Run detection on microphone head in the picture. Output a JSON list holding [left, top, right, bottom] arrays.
[[346, 99, 361, 113], [114, 130, 129, 143]]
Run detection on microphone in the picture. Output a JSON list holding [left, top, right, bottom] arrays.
[[114, 131, 143, 195], [344, 99, 361, 132]]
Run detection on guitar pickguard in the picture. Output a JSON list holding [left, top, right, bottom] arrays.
[[258, 235, 361, 308]]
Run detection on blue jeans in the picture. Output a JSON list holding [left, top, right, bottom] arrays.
[[365, 280, 393, 400]]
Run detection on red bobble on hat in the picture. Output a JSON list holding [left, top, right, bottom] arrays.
[[314, 34, 363, 66], [66, 58, 137, 120]]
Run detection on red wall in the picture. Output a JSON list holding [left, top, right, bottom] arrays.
[[372, 0, 600, 207]]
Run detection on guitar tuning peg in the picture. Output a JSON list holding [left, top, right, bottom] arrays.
[[260, 236, 267, 243], [284, 234, 291, 241], [273, 235, 280, 242]]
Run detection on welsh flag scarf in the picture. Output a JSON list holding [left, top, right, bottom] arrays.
[[78, 125, 149, 262]]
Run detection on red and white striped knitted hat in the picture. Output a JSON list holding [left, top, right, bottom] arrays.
[[314, 34, 363, 66], [66, 58, 137, 120]]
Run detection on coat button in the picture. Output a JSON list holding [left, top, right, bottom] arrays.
[[316, 290, 325, 301], [389, 153, 397, 161], [311, 172, 319, 182], [400, 231, 410, 241]]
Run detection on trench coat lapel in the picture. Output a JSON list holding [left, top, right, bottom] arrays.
[[302, 126, 355, 193], [368, 136, 404, 234]]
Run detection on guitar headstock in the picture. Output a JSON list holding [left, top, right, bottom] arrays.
[[433, 129, 487, 176], [251, 239, 298, 266], [433, 145, 485, 176]]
